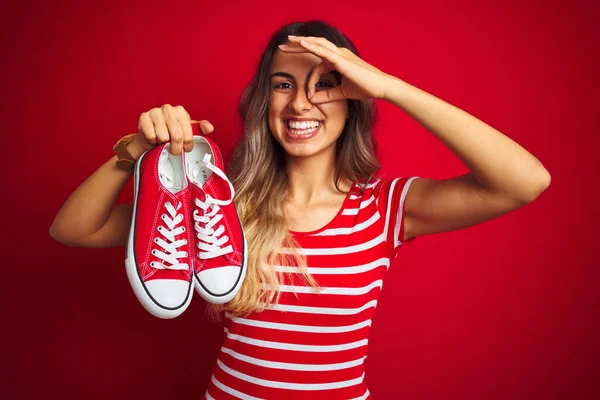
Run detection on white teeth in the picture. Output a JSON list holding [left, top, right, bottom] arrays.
[[288, 123, 320, 135], [287, 120, 320, 130]]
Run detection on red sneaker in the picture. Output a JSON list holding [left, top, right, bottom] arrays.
[[125, 142, 194, 318], [185, 125, 247, 304]]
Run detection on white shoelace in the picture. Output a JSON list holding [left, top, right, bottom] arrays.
[[150, 150, 189, 271], [190, 153, 235, 260]]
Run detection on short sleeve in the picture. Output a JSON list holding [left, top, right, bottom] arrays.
[[381, 176, 420, 257]]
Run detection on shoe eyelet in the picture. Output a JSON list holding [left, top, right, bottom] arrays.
[[150, 262, 154, 267], [151, 250, 156, 255], [183, 239, 187, 245], [165, 201, 171, 208], [154, 238, 158, 243], [182, 227, 186, 232]]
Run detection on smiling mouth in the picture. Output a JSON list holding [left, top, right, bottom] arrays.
[[284, 120, 322, 135]]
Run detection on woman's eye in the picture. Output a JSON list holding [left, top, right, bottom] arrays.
[[274, 82, 292, 89], [273, 81, 332, 90]]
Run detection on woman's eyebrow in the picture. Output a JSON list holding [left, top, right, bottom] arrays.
[[271, 72, 294, 80]]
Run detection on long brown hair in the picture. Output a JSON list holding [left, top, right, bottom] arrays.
[[205, 20, 381, 322]]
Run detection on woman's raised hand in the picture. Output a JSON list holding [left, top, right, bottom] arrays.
[[278, 36, 395, 104]]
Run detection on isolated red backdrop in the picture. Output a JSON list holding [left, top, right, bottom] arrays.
[[2, 0, 598, 399]]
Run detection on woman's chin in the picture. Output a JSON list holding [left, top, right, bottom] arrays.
[[281, 139, 337, 159], [283, 145, 320, 158]]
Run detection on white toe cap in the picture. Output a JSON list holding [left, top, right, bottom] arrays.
[[145, 279, 190, 308], [197, 266, 241, 295]]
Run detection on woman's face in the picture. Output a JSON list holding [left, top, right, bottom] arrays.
[[268, 48, 348, 159]]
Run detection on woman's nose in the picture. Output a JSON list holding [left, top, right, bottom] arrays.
[[288, 86, 313, 113]]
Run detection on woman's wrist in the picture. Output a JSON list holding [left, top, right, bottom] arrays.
[[127, 134, 153, 161]]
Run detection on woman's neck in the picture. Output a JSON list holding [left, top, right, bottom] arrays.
[[285, 147, 351, 206]]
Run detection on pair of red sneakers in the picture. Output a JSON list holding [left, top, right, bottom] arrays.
[[125, 123, 247, 319]]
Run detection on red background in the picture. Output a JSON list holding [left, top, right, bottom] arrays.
[[2, 0, 598, 399]]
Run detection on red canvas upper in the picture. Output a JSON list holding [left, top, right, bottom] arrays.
[[133, 143, 194, 284], [189, 125, 244, 274]]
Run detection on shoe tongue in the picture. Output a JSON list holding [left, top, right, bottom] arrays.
[[189, 161, 210, 186], [159, 148, 183, 194], [188, 154, 230, 202]]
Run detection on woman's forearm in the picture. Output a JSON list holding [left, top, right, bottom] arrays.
[[383, 77, 551, 202], [49, 135, 148, 244]]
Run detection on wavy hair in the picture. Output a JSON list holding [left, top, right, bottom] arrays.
[[205, 20, 381, 322]]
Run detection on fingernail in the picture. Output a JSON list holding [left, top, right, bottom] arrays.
[[288, 35, 297, 38]]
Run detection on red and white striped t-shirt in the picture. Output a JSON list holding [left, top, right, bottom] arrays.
[[202, 176, 419, 399]]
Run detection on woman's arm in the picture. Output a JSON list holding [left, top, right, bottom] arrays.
[[384, 77, 550, 201], [383, 78, 551, 240], [49, 134, 149, 247]]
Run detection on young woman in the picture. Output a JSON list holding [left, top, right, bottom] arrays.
[[50, 20, 550, 399]]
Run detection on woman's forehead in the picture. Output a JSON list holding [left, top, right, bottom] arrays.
[[271, 50, 323, 74]]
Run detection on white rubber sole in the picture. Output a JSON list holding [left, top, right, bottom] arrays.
[[125, 150, 193, 319]]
